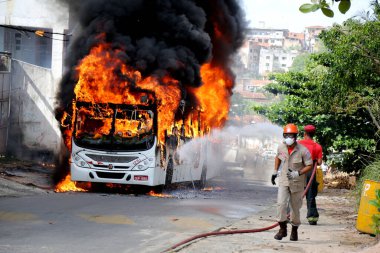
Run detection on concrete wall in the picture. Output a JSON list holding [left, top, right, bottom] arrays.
[[0, 67, 11, 155], [7, 60, 61, 160]]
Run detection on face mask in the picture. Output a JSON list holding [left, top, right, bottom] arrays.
[[284, 137, 295, 146]]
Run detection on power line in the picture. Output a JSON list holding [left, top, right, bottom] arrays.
[[0, 24, 71, 41]]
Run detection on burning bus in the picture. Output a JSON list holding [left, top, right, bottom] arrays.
[[69, 99, 209, 187], [58, 42, 211, 188], [54, 0, 245, 191]]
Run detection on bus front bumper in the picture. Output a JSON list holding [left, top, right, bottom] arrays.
[[70, 163, 158, 186]]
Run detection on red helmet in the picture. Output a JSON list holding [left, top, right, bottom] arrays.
[[304, 124, 316, 133], [283, 123, 298, 134]]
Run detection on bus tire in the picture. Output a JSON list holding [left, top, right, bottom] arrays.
[[165, 156, 174, 186]]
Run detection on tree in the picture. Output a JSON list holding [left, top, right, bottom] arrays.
[[252, 8, 380, 172], [300, 0, 352, 18], [290, 53, 311, 72]]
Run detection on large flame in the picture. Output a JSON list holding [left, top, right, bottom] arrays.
[[73, 41, 181, 145], [188, 63, 232, 132]]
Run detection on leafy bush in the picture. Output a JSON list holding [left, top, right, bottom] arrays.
[[369, 189, 380, 236]]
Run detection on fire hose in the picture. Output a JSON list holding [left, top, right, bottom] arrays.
[[162, 162, 318, 252]]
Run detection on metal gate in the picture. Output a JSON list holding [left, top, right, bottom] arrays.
[[0, 52, 11, 155]]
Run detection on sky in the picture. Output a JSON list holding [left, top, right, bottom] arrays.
[[241, 0, 373, 32]]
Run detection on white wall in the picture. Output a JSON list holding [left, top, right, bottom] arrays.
[[258, 48, 299, 75], [8, 60, 61, 158]]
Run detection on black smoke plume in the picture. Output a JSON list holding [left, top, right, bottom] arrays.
[[57, 0, 246, 110]]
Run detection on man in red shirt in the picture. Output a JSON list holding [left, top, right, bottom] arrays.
[[298, 125, 323, 225]]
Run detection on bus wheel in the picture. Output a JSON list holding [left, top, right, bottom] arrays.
[[165, 156, 174, 186], [195, 165, 207, 189]]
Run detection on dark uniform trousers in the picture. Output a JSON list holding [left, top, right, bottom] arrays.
[[306, 164, 319, 221]]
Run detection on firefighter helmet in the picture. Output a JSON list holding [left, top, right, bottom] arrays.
[[283, 123, 298, 134], [304, 124, 316, 133]]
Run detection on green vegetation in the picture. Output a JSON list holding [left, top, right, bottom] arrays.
[[369, 189, 380, 236], [289, 53, 310, 72], [300, 0, 351, 18], [252, 1, 380, 173]]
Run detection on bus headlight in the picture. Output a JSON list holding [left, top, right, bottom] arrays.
[[132, 157, 154, 171], [72, 153, 90, 168]]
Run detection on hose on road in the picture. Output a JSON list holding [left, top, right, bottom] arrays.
[[163, 162, 318, 252]]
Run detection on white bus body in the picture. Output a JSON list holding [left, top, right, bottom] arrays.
[[70, 102, 210, 186]]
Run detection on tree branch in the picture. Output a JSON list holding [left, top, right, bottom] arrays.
[[366, 105, 380, 132]]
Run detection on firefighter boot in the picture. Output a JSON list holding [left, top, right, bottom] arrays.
[[274, 221, 287, 240], [290, 225, 298, 241]]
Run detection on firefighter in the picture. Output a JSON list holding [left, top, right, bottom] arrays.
[[271, 123, 313, 241], [298, 124, 323, 225]]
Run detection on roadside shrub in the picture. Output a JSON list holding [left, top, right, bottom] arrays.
[[369, 189, 380, 237]]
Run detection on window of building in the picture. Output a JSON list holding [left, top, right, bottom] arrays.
[[281, 64, 286, 67], [282, 57, 287, 60], [15, 33, 21, 51], [265, 39, 268, 43], [266, 63, 270, 66], [274, 56, 279, 60], [266, 56, 270, 59]]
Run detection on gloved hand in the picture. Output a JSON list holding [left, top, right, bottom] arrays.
[[287, 169, 300, 179], [271, 173, 277, 185]]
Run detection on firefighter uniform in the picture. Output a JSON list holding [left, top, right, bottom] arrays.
[[276, 143, 313, 226]]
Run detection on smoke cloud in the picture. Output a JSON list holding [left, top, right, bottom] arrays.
[[56, 0, 246, 110], [177, 123, 283, 179]]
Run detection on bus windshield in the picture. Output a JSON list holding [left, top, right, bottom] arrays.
[[73, 102, 155, 151]]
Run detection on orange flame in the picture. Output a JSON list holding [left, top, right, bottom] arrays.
[[64, 41, 181, 145], [55, 174, 88, 192], [147, 190, 173, 198], [188, 63, 232, 131], [202, 186, 225, 191]]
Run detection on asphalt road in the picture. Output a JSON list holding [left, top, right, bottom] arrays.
[[0, 161, 276, 253]]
